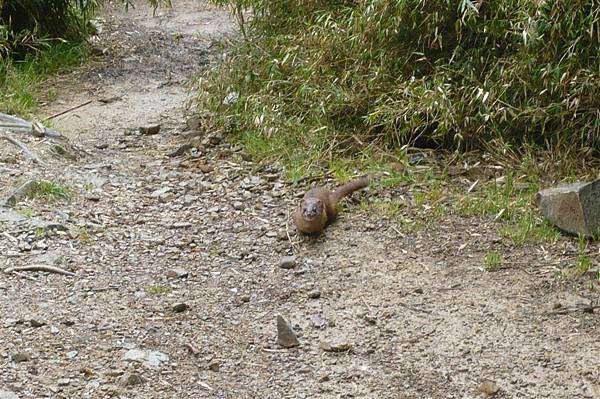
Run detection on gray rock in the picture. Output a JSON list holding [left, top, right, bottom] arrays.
[[0, 391, 19, 399], [0, 208, 26, 223], [536, 180, 600, 236], [121, 373, 145, 387], [0, 180, 38, 207], [208, 360, 220, 372], [319, 337, 351, 352], [172, 303, 189, 313], [278, 255, 297, 269], [151, 187, 172, 198], [29, 319, 46, 328], [276, 315, 299, 348], [307, 290, 321, 299], [477, 380, 500, 396], [123, 349, 169, 367], [310, 314, 328, 329], [139, 124, 161, 135], [11, 352, 30, 363], [166, 267, 189, 279]]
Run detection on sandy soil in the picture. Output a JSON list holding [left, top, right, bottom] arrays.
[[1, 1, 599, 398]]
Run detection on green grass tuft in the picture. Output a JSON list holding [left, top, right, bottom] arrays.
[[484, 251, 502, 270], [0, 41, 90, 116], [30, 180, 70, 201]]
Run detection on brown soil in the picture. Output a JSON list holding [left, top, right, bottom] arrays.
[[1, 1, 599, 398]]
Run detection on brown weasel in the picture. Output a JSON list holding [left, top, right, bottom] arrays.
[[294, 176, 370, 234]]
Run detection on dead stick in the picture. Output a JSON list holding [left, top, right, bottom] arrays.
[[0, 133, 43, 164], [43, 100, 92, 122], [11, 270, 37, 281], [545, 305, 600, 315], [4, 264, 76, 277], [185, 342, 200, 355]]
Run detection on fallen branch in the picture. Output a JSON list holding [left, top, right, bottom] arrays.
[[43, 100, 93, 122], [185, 342, 200, 356], [4, 264, 76, 277], [0, 132, 43, 164], [0, 112, 62, 138], [545, 305, 600, 316]]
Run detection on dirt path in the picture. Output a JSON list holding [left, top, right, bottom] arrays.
[[1, 2, 599, 398]]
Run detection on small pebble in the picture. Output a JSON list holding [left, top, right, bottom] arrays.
[[172, 303, 189, 313], [278, 255, 297, 269]]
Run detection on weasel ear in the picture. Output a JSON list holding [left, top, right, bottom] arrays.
[[315, 199, 323, 206]]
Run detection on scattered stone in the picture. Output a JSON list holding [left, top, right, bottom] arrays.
[[1, 180, 37, 207], [536, 179, 600, 236], [95, 143, 109, 149], [3, 318, 19, 327], [57, 378, 71, 386], [318, 374, 330, 383], [310, 314, 328, 329], [208, 360, 220, 372], [198, 163, 214, 173], [232, 201, 244, 210], [66, 351, 78, 359], [166, 267, 189, 279], [167, 143, 192, 157], [477, 380, 500, 396], [0, 208, 26, 223], [172, 303, 189, 313], [123, 349, 169, 367], [239, 294, 251, 303], [151, 187, 172, 198], [85, 191, 102, 202], [91, 46, 108, 56], [121, 372, 145, 387], [0, 391, 19, 399], [184, 114, 203, 132], [276, 315, 300, 348], [11, 352, 30, 363], [278, 255, 297, 269], [413, 287, 424, 294], [364, 314, 377, 325], [29, 319, 46, 328], [33, 241, 48, 250], [139, 124, 161, 135], [99, 96, 121, 104], [307, 290, 321, 299], [276, 230, 288, 241], [319, 337, 351, 353], [207, 133, 223, 146]]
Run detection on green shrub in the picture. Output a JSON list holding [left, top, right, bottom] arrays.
[[0, 0, 99, 57], [200, 0, 600, 167]]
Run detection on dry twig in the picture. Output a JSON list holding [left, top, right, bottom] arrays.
[[4, 264, 76, 277], [0, 132, 43, 164]]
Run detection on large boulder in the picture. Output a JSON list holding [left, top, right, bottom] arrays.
[[535, 179, 600, 237]]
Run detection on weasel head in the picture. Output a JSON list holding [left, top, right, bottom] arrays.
[[300, 198, 324, 221]]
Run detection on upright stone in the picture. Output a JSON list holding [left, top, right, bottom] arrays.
[[535, 179, 600, 236], [275, 315, 299, 348]]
